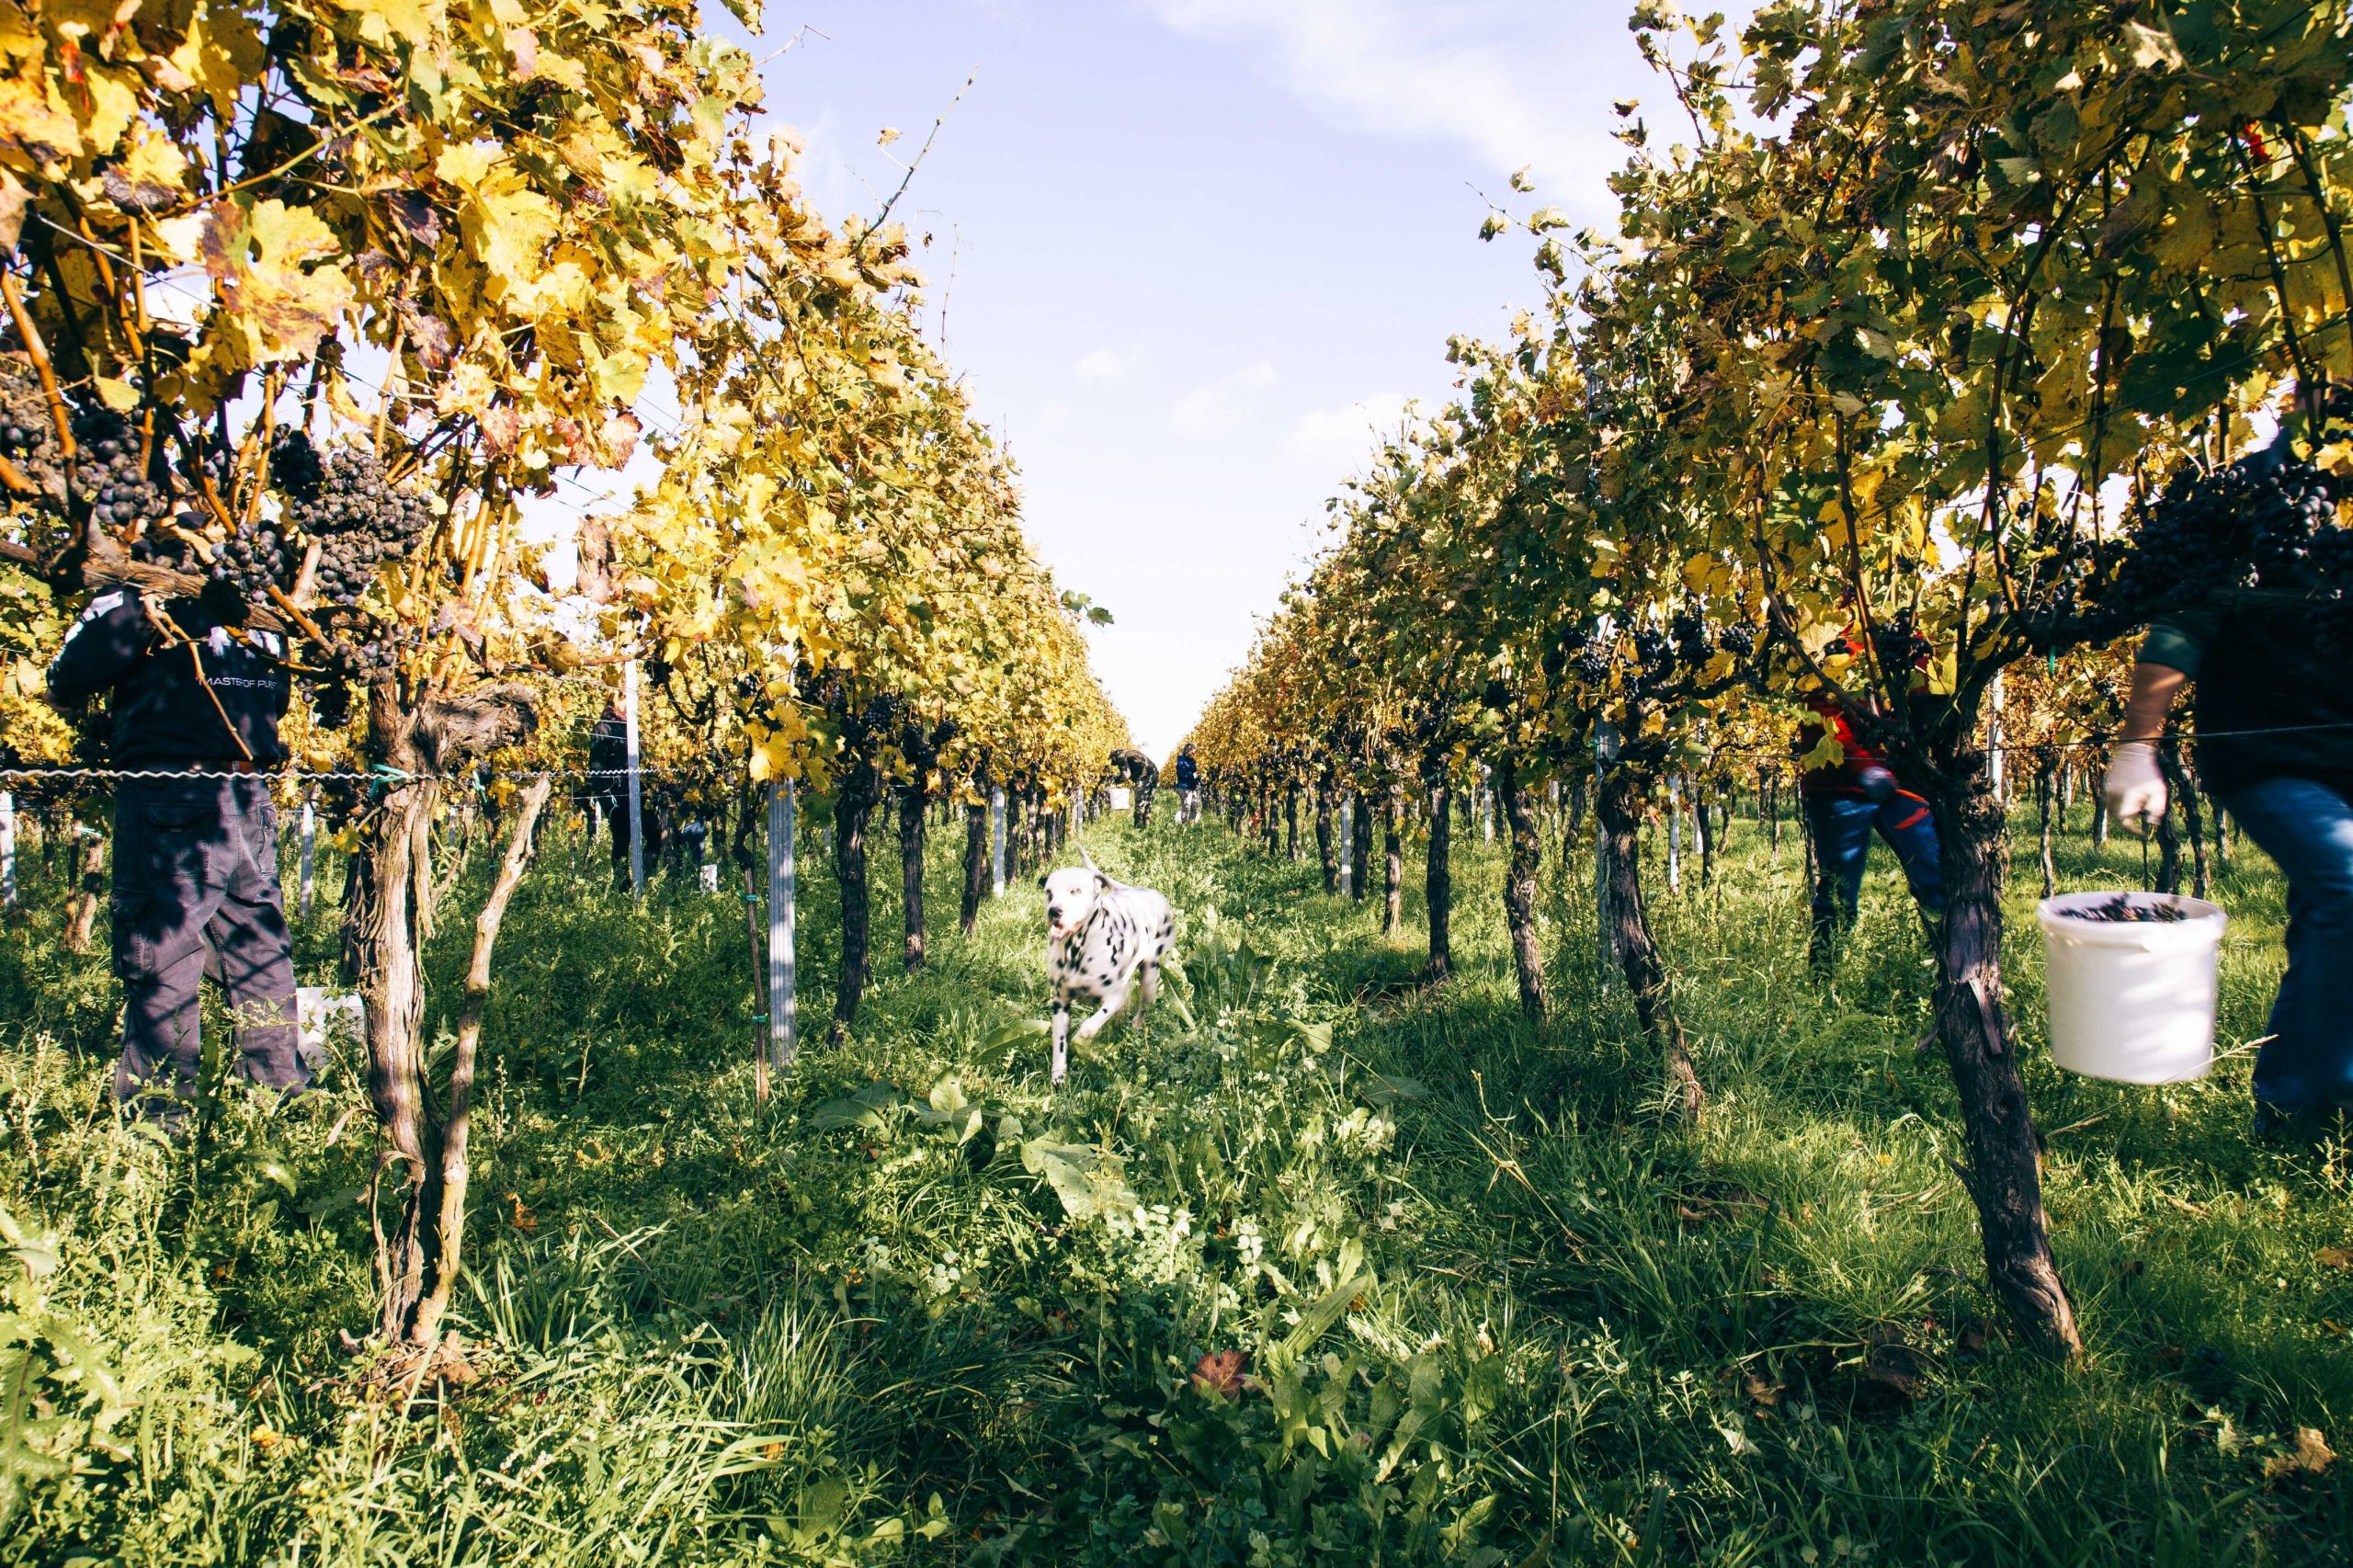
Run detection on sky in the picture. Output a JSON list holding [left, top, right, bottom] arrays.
[[560, 1, 1678, 759]]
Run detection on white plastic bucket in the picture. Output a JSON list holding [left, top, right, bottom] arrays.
[[2037, 892, 2226, 1084], [1109, 787, 1134, 811]]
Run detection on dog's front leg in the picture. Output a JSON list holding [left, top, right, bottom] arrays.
[[1051, 992, 1071, 1084], [1074, 978, 1131, 1042]]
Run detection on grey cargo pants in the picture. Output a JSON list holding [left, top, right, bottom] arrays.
[[110, 775, 309, 1108]]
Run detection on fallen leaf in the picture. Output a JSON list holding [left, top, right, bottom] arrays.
[[1191, 1349, 1249, 1400], [2316, 1247, 2352, 1272], [2265, 1427, 2335, 1480]]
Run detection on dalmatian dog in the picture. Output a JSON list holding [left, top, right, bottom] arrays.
[[1041, 850, 1176, 1084]]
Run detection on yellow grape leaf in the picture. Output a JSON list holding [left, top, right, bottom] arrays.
[[93, 376, 139, 412], [199, 199, 354, 364], [590, 348, 647, 404], [434, 361, 494, 419], [165, 0, 268, 114], [117, 124, 189, 199], [0, 166, 25, 252], [466, 184, 559, 300], [346, 0, 439, 50], [0, 74, 84, 167], [435, 141, 501, 190], [80, 64, 142, 156]]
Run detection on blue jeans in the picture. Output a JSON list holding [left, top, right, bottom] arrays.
[[2216, 777, 2353, 1117], [1805, 792, 1947, 967]]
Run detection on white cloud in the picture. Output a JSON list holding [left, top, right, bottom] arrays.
[[1074, 347, 1135, 385], [1285, 393, 1413, 472], [1134, 0, 1604, 193], [1170, 360, 1278, 439]]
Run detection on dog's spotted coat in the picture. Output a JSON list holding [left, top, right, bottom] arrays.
[[1040, 859, 1176, 1084]]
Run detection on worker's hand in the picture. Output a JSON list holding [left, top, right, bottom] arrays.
[[2103, 742, 2168, 833]]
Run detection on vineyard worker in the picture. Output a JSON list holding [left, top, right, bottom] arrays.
[[2108, 603, 2353, 1136], [1799, 694, 1947, 970], [586, 699, 634, 887], [1173, 744, 1200, 824], [46, 585, 309, 1117]]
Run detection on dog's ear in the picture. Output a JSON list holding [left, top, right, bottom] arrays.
[[1038, 873, 1050, 889], [1093, 871, 1111, 889]]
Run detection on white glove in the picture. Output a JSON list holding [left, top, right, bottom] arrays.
[[2104, 742, 2168, 831]]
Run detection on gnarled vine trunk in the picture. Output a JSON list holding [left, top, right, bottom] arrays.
[[358, 682, 539, 1349], [2036, 756, 2057, 900], [960, 797, 987, 936], [832, 760, 880, 1041], [1348, 790, 1370, 903], [63, 827, 104, 952], [900, 780, 927, 971], [2158, 734, 2209, 901], [1923, 759, 2080, 1357], [1382, 782, 1404, 937], [1597, 767, 1702, 1122], [1495, 755, 1546, 1020], [1423, 779, 1452, 983], [1694, 779, 1716, 887], [1314, 783, 1337, 894]]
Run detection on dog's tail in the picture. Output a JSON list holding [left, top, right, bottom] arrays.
[[1079, 846, 1125, 887]]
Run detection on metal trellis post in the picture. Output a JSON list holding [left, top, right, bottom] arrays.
[[990, 786, 1006, 897], [767, 780, 796, 1074]]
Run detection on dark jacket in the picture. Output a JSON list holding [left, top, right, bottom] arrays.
[[586, 709, 630, 802], [2144, 596, 2353, 799], [48, 589, 290, 767], [1173, 754, 1199, 790]]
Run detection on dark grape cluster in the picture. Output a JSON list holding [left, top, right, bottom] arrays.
[[1869, 612, 1930, 671], [0, 358, 61, 495], [68, 407, 167, 536], [274, 432, 433, 608], [1563, 607, 1759, 700], [2091, 444, 2352, 635], [346, 620, 423, 677], [214, 517, 293, 599], [1670, 608, 1711, 666]]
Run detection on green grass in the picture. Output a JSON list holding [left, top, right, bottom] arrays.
[[2, 799, 2349, 1564]]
